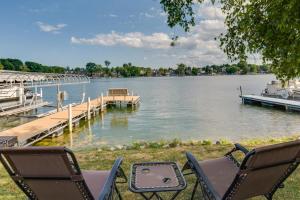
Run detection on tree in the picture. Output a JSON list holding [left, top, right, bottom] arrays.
[[104, 60, 111, 68], [86, 62, 97, 76], [160, 0, 300, 81], [24, 61, 43, 72], [74, 67, 81, 74], [145, 68, 152, 76], [0, 63, 3, 70], [226, 66, 239, 74], [158, 67, 167, 76], [249, 65, 258, 73], [237, 61, 249, 75], [5, 59, 23, 71], [0, 59, 14, 70], [192, 67, 199, 75], [176, 63, 186, 76]]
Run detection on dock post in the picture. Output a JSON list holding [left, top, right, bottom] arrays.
[[87, 97, 91, 120], [40, 88, 43, 98], [56, 85, 60, 112], [239, 86, 243, 97], [68, 104, 72, 132], [101, 93, 104, 111], [285, 105, 289, 111], [132, 97, 134, 109]]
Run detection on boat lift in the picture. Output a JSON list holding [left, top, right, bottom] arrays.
[[0, 70, 90, 116]]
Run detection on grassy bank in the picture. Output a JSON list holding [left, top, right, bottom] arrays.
[[0, 136, 299, 199]]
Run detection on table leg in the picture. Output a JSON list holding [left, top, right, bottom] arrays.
[[140, 193, 150, 200], [140, 192, 156, 200], [154, 192, 163, 200], [139, 191, 182, 200], [170, 191, 181, 200]]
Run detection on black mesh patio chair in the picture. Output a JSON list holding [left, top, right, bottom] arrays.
[[0, 146, 127, 200], [182, 140, 300, 200]]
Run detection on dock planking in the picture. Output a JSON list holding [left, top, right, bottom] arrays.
[[241, 94, 300, 111], [0, 95, 140, 146]]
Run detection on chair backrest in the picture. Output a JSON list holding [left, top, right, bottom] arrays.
[[108, 88, 128, 96], [0, 147, 94, 200], [224, 140, 300, 200]]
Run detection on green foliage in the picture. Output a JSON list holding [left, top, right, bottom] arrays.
[[85, 62, 97, 76], [78, 61, 268, 77], [25, 61, 43, 72], [225, 65, 238, 74], [169, 138, 181, 147], [238, 62, 249, 75], [217, 139, 232, 145], [0, 58, 65, 73], [176, 63, 186, 76], [202, 139, 212, 145], [104, 60, 111, 67], [160, 0, 300, 81], [0, 59, 16, 70], [191, 67, 199, 75], [148, 142, 164, 148], [0, 63, 3, 70]]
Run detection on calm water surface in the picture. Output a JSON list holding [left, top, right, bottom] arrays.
[[1, 75, 300, 149]]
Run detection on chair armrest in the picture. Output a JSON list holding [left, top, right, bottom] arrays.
[[234, 143, 249, 155], [225, 143, 249, 156], [98, 157, 127, 200]]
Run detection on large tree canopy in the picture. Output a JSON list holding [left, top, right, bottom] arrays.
[[160, 0, 300, 81]]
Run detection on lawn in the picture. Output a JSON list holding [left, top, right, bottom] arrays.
[[0, 137, 299, 199]]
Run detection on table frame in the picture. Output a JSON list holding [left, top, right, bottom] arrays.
[[129, 162, 187, 200]]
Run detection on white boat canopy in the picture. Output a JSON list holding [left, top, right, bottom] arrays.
[[0, 70, 90, 88]]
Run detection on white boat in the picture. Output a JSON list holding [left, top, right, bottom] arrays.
[[0, 85, 44, 112], [262, 80, 300, 99]]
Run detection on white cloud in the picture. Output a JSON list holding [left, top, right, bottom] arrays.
[[109, 14, 118, 18], [71, 31, 172, 49], [139, 7, 167, 19], [197, 4, 225, 20], [71, 3, 236, 66], [36, 21, 66, 33]]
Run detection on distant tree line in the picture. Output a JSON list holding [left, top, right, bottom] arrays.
[[69, 61, 271, 77], [0, 58, 65, 73], [0, 58, 270, 77]]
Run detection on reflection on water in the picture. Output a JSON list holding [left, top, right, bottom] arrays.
[[36, 107, 138, 149], [2, 75, 300, 149]]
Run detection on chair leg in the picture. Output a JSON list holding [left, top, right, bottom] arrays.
[[265, 195, 272, 200], [191, 180, 199, 200], [115, 184, 122, 200]]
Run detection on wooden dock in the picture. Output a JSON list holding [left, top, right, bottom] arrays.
[[0, 101, 49, 117], [241, 94, 300, 111], [0, 94, 140, 146]]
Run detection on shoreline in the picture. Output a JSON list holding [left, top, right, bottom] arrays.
[[89, 73, 273, 79], [72, 134, 300, 152]]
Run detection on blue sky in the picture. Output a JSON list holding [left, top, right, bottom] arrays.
[[0, 0, 237, 68]]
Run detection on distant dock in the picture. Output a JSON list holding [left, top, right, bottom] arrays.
[[241, 94, 300, 112], [0, 89, 140, 146]]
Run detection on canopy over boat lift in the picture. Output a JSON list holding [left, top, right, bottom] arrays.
[[0, 70, 90, 115], [0, 70, 90, 88]]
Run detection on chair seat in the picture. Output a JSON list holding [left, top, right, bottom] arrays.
[[198, 157, 239, 198], [82, 170, 111, 199]]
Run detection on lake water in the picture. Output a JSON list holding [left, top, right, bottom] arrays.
[[2, 75, 300, 149]]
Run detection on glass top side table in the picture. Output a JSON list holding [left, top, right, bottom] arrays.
[[129, 162, 186, 200]]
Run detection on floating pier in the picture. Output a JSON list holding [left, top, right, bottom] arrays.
[[241, 94, 300, 111], [0, 89, 140, 146]]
